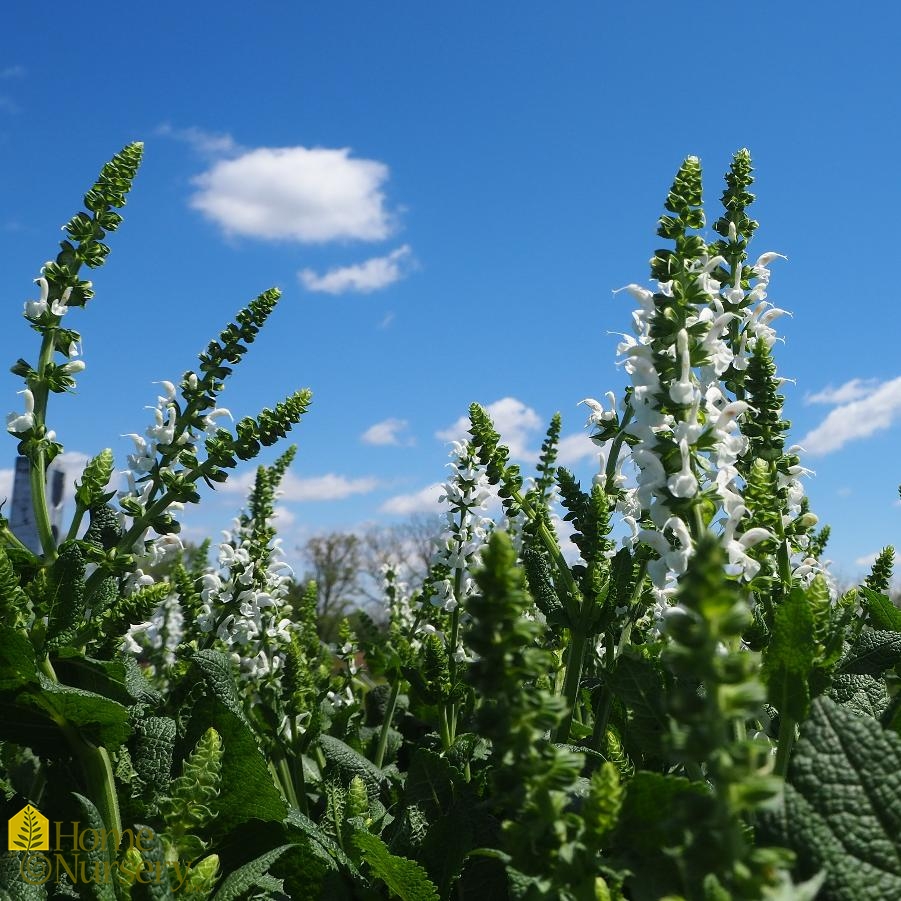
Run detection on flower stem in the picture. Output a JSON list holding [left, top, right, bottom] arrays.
[[28, 331, 59, 559], [554, 627, 587, 744], [774, 712, 796, 778], [374, 681, 401, 769]]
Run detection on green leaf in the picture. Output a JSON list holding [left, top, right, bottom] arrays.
[[71, 793, 117, 901], [607, 650, 668, 761], [860, 586, 901, 632], [22, 674, 130, 748], [186, 655, 288, 836], [828, 673, 889, 720], [132, 716, 176, 786], [353, 831, 440, 901], [210, 844, 294, 901], [319, 734, 389, 798], [763, 585, 817, 722], [0, 852, 48, 900], [131, 823, 175, 900], [284, 809, 362, 882], [839, 628, 901, 677], [767, 696, 901, 898], [403, 748, 458, 815], [0, 626, 38, 691]]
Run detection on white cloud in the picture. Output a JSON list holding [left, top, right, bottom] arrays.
[[0, 468, 12, 503], [361, 418, 413, 446], [380, 483, 444, 515], [556, 432, 598, 466], [805, 378, 881, 405], [855, 551, 879, 568], [799, 375, 901, 455], [437, 397, 543, 459], [272, 505, 296, 529], [0, 66, 24, 79], [222, 469, 379, 502], [301, 245, 412, 295], [191, 146, 394, 243], [156, 123, 240, 157]]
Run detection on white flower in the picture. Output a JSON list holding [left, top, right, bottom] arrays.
[[667, 439, 698, 498], [669, 330, 697, 405], [6, 389, 35, 434]]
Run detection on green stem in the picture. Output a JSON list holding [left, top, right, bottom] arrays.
[[374, 681, 401, 769], [0, 522, 37, 557], [64, 502, 88, 544], [27, 331, 59, 559], [590, 558, 648, 745], [438, 705, 452, 750], [272, 755, 300, 811], [39, 657, 122, 848], [554, 628, 587, 743], [774, 713, 796, 778], [602, 401, 634, 495]]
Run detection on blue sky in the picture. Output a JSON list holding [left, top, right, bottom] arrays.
[[1, 2, 899, 582]]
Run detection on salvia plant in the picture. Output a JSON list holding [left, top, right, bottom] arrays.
[[1, 144, 900, 901]]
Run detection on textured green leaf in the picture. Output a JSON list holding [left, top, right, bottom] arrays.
[[0, 627, 38, 691], [607, 651, 668, 760], [22, 674, 130, 748], [403, 748, 459, 814], [860, 587, 901, 632], [0, 852, 49, 900], [353, 831, 439, 901], [132, 716, 175, 786], [839, 628, 901, 677], [319, 734, 388, 797], [771, 696, 901, 899], [419, 802, 473, 898], [763, 585, 817, 721], [210, 844, 294, 901], [71, 793, 117, 901], [131, 824, 175, 900], [187, 658, 287, 835], [189, 651, 250, 724], [828, 673, 890, 720]]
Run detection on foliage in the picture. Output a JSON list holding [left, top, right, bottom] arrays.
[[1, 143, 898, 901]]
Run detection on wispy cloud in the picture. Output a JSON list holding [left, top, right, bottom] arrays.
[[437, 397, 543, 459], [380, 483, 444, 515], [855, 551, 879, 568], [361, 418, 413, 446], [556, 432, 598, 466], [799, 375, 901, 455], [156, 123, 241, 158], [190, 145, 396, 243], [805, 378, 881, 405], [223, 470, 380, 501], [301, 245, 413, 294], [0, 66, 25, 79]]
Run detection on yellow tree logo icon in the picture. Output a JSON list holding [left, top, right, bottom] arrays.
[[8, 805, 49, 851]]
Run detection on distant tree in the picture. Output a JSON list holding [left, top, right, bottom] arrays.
[[360, 513, 440, 601], [295, 516, 443, 639], [299, 531, 365, 641]]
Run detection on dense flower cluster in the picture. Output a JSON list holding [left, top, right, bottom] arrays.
[[429, 440, 493, 614], [196, 522, 296, 689]]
